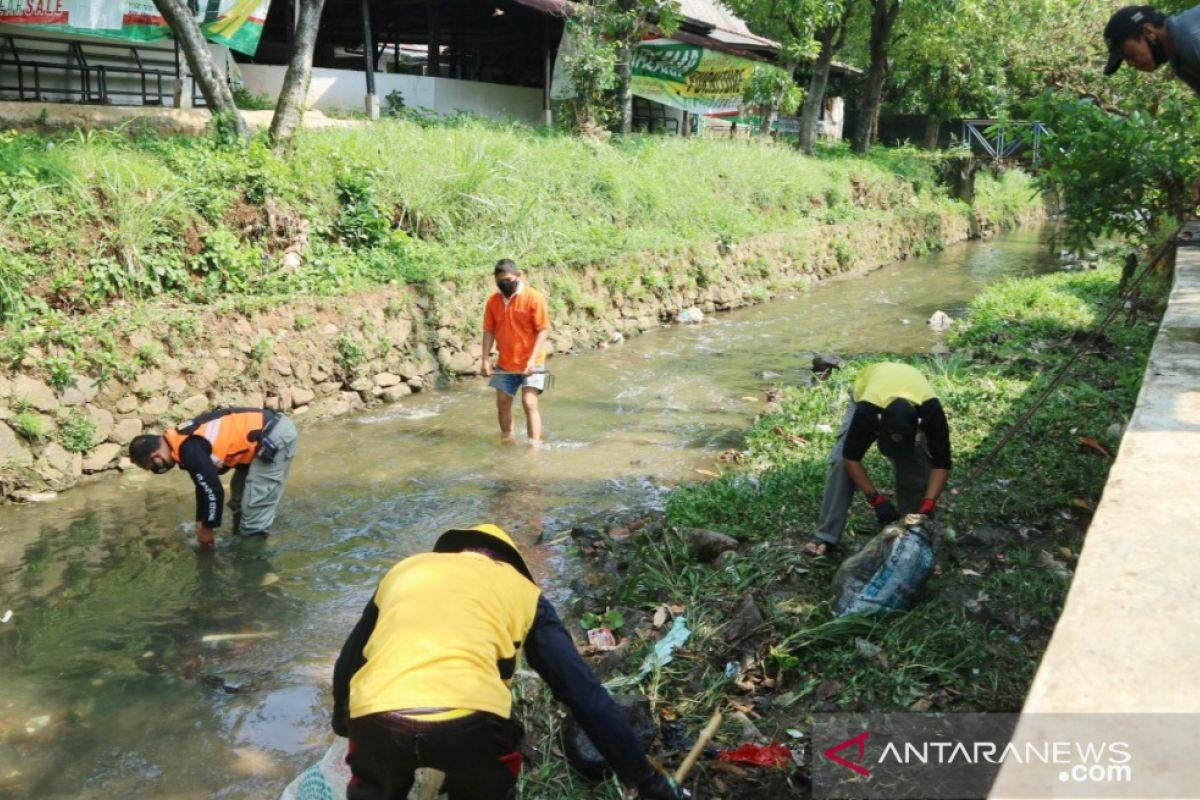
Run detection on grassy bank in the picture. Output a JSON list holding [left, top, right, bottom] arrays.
[[515, 259, 1167, 798], [0, 121, 1035, 375]]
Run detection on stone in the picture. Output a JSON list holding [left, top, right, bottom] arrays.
[[310, 365, 328, 382], [180, 394, 209, 416], [270, 356, 293, 377], [927, 310, 955, 332], [292, 387, 315, 406], [11, 376, 58, 412], [12, 489, 57, 503], [82, 443, 122, 473], [0, 421, 33, 468], [381, 384, 412, 403], [110, 418, 143, 446], [85, 405, 115, 442], [316, 381, 342, 396], [58, 376, 99, 406], [812, 354, 846, 373], [277, 386, 294, 410], [115, 395, 139, 415], [264, 396, 281, 411], [292, 360, 311, 382], [564, 694, 656, 779], [139, 396, 171, 421], [374, 372, 402, 388], [198, 359, 221, 384], [293, 405, 310, 416], [350, 378, 373, 393], [447, 350, 477, 375], [320, 323, 339, 335], [684, 528, 740, 563], [165, 376, 188, 396], [41, 442, 82, 478], [0, 374, 10, 398], [406, 378, 423, 392], [722, 592, 765, 644], [133, 369, 165, 396]]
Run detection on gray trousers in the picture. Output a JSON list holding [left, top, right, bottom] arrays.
[[813, 401, 931, 545], [229, 415, 299, 536]]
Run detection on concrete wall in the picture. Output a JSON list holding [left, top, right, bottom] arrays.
[[990, 227, 1200, 796], [239, 64, 544, 126]]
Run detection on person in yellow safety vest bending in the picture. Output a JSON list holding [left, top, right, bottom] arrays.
[[805, 362, 952, 557], [129, 407, 299, 549], [332, 524, 682, 800]]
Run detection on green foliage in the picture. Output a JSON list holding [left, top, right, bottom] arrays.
[[232, 86, 276, 110], [335, 333, 368, 378], [57, 409, 98, 453], [12, 410, 48, 443], [580, 609, 625, 630], [43, 356, 76, 391], [742, 64, 805, 117], [248, 335, 273, 366], [335, 172, 391, 249], [1026, 93, 1200, 248]]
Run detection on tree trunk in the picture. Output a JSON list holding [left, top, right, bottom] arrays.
[[851, 0, 900, 154], [921, 114, 941, 150], [798, 6, 852, 155], [615, 39, 633, 135], [269, 0, 328, 147], [758, 60, 797, 138], [153, 0, 248, 140]]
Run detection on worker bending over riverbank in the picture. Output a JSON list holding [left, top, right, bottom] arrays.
[[806, 362, 952, 557], [332, 523, 681, 800]]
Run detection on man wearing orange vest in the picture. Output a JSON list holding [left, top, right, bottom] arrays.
[[129, 407, 299, 548], [333, 523, 682, 800], [480, 259, 551, 446]]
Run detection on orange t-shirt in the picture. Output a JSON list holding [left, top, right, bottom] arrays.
[[483, 286, 550, 372]]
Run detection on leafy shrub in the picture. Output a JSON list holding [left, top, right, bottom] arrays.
[[57, 409, 97, 453], [13, 411, 48, 443]]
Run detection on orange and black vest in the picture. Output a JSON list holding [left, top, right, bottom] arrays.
[[163, 408, 268, 471]]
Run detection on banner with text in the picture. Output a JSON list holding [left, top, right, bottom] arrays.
[[630, 38, 755, 114], [0, 0, 272, 55]]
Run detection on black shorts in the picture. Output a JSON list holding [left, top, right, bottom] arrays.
[[346, 710, 523, 800]]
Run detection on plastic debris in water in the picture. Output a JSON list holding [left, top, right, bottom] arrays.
[[586, 628, 616, 649], [927, 310, 954, 331], [1, 610, 12, 624], [201, 632, 277, 643], [716, 742, 793, 768]]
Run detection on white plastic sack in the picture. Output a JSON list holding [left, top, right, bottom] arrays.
[[834, 515, 936, 616], [280, 739, 446, 800], [281, 739, 351, 800]]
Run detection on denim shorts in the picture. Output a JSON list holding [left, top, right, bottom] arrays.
[[488, 371, 547, 397]]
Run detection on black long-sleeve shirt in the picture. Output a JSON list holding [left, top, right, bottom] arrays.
[[332, 593, 657, 789], [177, 437, 225, 527], [842, 397, 953, 470]]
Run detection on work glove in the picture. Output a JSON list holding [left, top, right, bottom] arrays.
[[867, 493, 900, 525], [637, 772, 684, 799], [917, 498, 937, 517]]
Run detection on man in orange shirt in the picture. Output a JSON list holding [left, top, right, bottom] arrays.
[[481, 260, 551, 446]]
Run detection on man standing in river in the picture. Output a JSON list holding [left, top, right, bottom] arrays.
[[129, 407, 299, 548], [804, 361, 951, 557], [480, 259, 551, 446]]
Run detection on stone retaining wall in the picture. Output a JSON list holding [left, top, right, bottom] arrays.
[[0, 205, 1042, 503]]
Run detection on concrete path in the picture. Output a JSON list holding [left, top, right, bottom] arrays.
[[990, 225, 1200, 796], [0, 101, 365, 135]]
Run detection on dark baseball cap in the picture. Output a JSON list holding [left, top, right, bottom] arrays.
[[1103, 6, 1158, 75], [877, 398, 919, 460]]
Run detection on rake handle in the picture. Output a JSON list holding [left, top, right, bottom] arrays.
[[674, 709, 723, 785]]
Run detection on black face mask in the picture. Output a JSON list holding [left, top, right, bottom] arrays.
[[497, 279, 518, 297], [150, 459, 173, 474], [1149, 35, 1169, 66]]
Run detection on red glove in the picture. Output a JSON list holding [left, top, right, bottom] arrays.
[[917, 498, 936, 516]]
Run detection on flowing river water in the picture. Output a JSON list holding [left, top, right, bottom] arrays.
[[0, 227, 1064, 799]]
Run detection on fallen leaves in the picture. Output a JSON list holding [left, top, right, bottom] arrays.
[[1077, 436, 1112, 458]]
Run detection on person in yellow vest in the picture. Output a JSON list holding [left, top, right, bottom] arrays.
[[129, 407, 299, 548], [332, 524, 682, 800], [804, 362, 952, 556]]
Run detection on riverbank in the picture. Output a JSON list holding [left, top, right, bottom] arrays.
[[0, 122, 1041, 502], [515, 257, 1168, 798]]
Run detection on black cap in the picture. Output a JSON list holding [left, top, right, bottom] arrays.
[[433, 524, 534, 583], [493, 259, 519, 275], [1103, 6, 1157, 75], [877, 399, 919, 460]]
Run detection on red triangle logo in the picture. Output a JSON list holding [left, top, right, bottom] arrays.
[[824, 730, 871, 777]]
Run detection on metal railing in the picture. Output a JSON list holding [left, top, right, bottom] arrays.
[[960, 119, 1052, 163], [0, 31, 189, 107]]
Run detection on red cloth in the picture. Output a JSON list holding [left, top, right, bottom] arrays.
[[716, 741, 792, 768]]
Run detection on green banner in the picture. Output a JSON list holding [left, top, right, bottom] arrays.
[[631, 38, 756, 114], [0, 0, 272, 56]]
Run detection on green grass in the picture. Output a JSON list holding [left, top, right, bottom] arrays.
[[512, 260, 1165, 799]]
